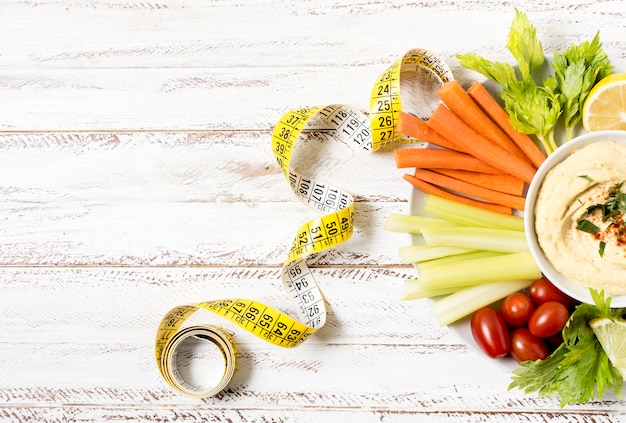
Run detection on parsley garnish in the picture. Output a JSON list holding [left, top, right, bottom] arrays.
[[578, 175, 594, 182], [576, 219, 600, 234], [576, 181, 626, 256], [586, 182, 626, 223]]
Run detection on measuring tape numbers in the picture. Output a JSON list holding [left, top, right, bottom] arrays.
[[155, 48, 453, 398], [370, 48, 454, 150]]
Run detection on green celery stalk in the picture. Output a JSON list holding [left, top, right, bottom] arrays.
[[402, 279, 459, 300], [383, 213, 459, 235], [398, 244, 472, 264], [432, 279, 534, 326], [418, 251, 541, 291], [421, 227, 528, 253], [423, 195, 524, 231], [405, 251, 509, 300], [417, 251, 504, 272]]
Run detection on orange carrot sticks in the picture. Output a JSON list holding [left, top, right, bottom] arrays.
[[467, 81, 546, 168], [397, 111, 468, 153], [430, 168, 525, 196], [413, 169, 526, 211], [394, 148, 504, 174], [403, 173, 512, 215], [436, 80, 530, 164], [426, 104, 536, 184]]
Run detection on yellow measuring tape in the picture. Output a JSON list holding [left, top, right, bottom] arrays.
[[155, 48, 453, 397]]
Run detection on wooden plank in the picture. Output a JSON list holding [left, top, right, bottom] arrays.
[[0, 131, 405, 203], [1, 407, 624, 423], [0, 266, 429, 345], [0, 342, 622, 416], [0, 131, 412, 266], [0, 3, 622, 131], [0, 68, 379, 130], [0, 0, 623, 70]]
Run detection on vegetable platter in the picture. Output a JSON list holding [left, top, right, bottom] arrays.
[[388, 9, 626, 406]]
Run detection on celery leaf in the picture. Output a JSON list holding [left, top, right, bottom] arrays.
[[507, 9, 545, 80], [552, 31, 613, 140], [499, 77, 560, 154], [456, 54, 518, 89]]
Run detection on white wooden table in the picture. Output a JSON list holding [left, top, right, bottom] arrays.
[[2, 1, 626, 421]]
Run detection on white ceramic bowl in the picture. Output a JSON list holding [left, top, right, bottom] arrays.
[[525, 130, 626, 307]]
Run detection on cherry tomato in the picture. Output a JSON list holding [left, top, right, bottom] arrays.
[[528, 301, 570, 338], [470, 307, 510, 358], [510, 327, 550, 362], [528, 277, 576, 308], [500, 292, 535, 327]]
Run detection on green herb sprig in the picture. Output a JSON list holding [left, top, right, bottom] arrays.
[[552, 32, 612, 141], [457, 9, 612, 155], [585, 182, 626, 223], [576, 182, 626, 256]]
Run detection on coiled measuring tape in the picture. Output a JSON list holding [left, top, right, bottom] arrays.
[[155, 48, 453, 397]]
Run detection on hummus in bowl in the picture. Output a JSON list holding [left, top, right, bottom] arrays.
[[525, 130, 626, 307]]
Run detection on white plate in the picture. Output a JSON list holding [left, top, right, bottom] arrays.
[[408, 56, 626, 371]]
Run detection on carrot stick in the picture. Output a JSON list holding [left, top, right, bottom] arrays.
[[403, 174, 512, 215], [397, 111, 468, 153], [467, 81, 546, 168], [436, 80, 530, 164], [394, 148, 505, 174], [426, 104, 536, 184], [413, 168, 525, 211], [430, 168, 525, 196]]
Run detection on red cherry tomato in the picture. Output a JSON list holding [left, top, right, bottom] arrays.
[[510, 327, 550, 362], [528, 301, 570, 338], [528, 277, 576, 308], [500, 292, 535, 327], [470, 307, 510, 358]]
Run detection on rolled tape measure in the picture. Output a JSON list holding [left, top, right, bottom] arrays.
[[155, 48, 453, 397]]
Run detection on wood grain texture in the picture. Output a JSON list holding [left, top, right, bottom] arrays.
[[1, 0, 626, 421], [0, 1, 623, 131], [0, 131, 408, 266]]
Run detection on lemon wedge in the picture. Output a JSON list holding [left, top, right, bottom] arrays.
[[590, 317, 626, 378], [582, 72, 626, 132]]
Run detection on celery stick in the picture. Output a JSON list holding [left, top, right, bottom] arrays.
[[423, 194, 524, 231], [417, 250, 504, 272], [384, 213, 459, 235], [418, 251, 541, 290], [398, 244, 472, 263], [432, 279, 533, 326], [421, 227, 528, 253], [402, 279, 458, 300]]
